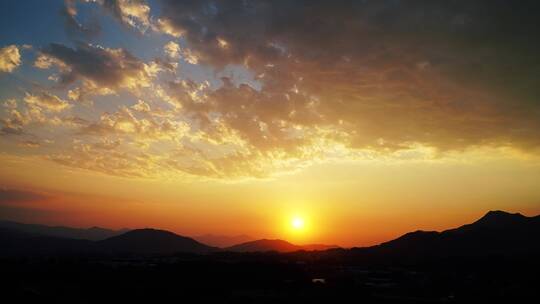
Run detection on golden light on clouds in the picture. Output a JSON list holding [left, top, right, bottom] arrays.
[[0, 45, 21, 73]]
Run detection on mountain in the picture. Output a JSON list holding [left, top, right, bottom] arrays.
[[0, 227, 216, 256], [372, 210, 540, 258], [98, 228, 217, 254], [1, 210, 538, 257], [226, 239, 339, 253], [0, 220, 129, 241], [194, 234, 253, 248], [226, 239, 301, 252], [301, 244, 340, 251], [0, 227, 95, 256]]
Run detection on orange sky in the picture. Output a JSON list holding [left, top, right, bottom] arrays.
[[1, 1, 540, 247], [1, 149, 539, 247]]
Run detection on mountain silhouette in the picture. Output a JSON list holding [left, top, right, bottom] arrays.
[[301, 244, 340, 251], [372, 210, 540, 257], [1, 210, 538, 257], [463, 210, 530, 229], [98, 228, 217, 254], [226, 239, 339, 252], [226, 239, 302, 252], [0, 220, 129, 241], [194, 234, 253, 248], [0, 227, 95, 256]]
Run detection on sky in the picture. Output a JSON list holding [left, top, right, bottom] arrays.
[[1, 0, 539, 247]]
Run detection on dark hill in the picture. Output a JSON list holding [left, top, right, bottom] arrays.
[[226, 239, 339, 252], [0, 227, 95, 256], [373, 210, 540, 258], [226, 239, 301, 252], [194, 234, 253, 248], [2, 210, 538, 258], [98, 228, 216, 254]]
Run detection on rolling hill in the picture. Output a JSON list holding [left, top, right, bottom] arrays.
[[194, 234, 253, 248], [226, 239, 339, 252], [98, 228, 217, 254], [1, 210, 538, 257]]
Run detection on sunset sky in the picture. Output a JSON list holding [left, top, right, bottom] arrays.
[[1, 0, 539, 247]]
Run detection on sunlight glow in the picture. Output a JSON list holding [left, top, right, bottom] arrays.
[[291, 217, 305, 229]]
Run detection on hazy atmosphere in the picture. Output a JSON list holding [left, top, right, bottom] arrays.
[[1, 0, 540, 247]]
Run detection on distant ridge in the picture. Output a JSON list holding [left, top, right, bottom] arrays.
[[226, 239, 301, 252], [226, 239, 339, 253], [0, 220, 129, 241], [194, 234, 253, 248], [1, 210, 539, 257]]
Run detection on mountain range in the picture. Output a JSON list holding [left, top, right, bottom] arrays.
[[194, 234, 253, 248], [1, 210, 539, 258], [226, 239, 338, 252], [0, 220, 129, 241], [369, 210, 540, 257]]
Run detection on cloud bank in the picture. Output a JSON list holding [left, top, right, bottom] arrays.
[[2, 0, 540, 179]]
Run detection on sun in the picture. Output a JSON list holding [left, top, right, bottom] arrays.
[[291, 217, 305, 230]]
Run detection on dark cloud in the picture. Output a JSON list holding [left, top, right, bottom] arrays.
[[6, 0, 540, 180], [62, 0, 101, 40], [0, 205, 62, 223], [0, 189, 49, 204], [157, 0, 540, 152], [35, 42, 158, 102], [40, 43, 144, 87]]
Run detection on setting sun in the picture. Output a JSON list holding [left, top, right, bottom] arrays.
[[0, 1, 538, 302], [292, 217, 305, 230]]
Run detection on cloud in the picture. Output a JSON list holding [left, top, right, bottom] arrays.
[[131, 99, 151, 113], [1, 109, 27, 135], [0, 189, 49, 204], [163, 41, 180, 60], [62, 0, 101, 40], [24, 92, 71, 112], [35, 43, 159, 100], [153, 0, 540, 154], [1, 94, 71, 135], [48, 141, 160, 178], [3, 99, 18, 110], [3, 1, 540, 180], [18, 140, 41, 148], [78, 105, 189, 141], [163, 41, 198, 64], [103, 0, 151, 33], [37, 43, 149, 88], [0, 205, 60, 222], [0, 45, 21, 73]]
